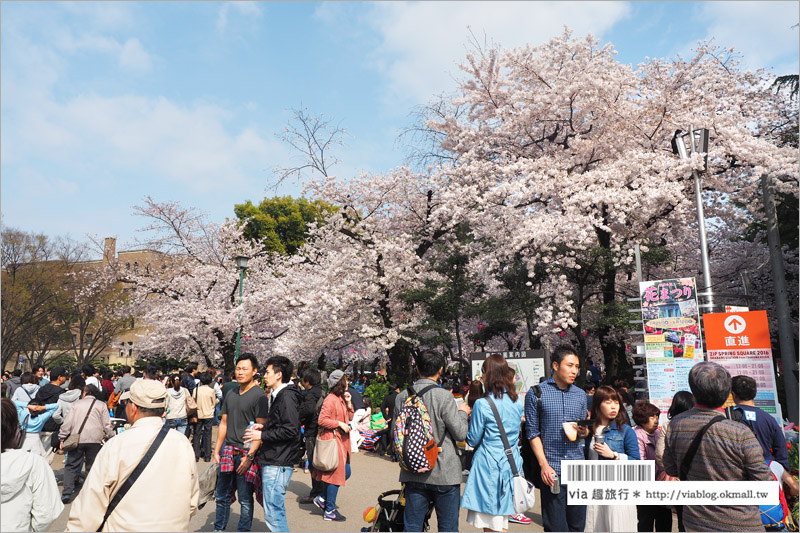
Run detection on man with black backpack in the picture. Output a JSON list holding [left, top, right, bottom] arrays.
[[393, 350, 471, 532]]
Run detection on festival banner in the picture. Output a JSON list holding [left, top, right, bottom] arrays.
[[639, 278, 705, 419], [704, 310, 783, 423]]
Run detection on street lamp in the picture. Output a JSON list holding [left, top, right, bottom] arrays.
[[672, 126, 714, 312], [233, 256, 250, 364]]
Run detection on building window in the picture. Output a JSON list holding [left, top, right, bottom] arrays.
[[86, 333, 93, 344], [72, 334, 77, 346]]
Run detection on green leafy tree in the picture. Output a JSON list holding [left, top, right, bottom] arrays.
[[234, 196, 337, 255]]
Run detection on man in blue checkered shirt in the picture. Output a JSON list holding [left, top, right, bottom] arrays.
[[525, 345, 589, 532]]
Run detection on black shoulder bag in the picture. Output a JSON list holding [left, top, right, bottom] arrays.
[[97, 425, 170, 531], [521, 385, 543, 487], [679, 415, 725, 481]]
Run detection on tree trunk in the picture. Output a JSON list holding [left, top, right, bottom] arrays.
[[596, 223, 630, 381], [387, 338, 412, 386]]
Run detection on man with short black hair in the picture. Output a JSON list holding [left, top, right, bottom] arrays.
[[66, 380, 199, 531], [731, 374, 796, 496], [663, 363, 773, 532], [246, 355, 302, 532], [213, 354, 268, 533], [525, 345, 589, 532], [298, 368, 325, 505], [394, 350, 471, 532], [6, 369, 22, 398]]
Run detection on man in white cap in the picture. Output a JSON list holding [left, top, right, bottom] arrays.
[[66, 379, 200, 532]]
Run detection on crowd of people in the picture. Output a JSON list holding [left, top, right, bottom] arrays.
[[1, 347, 797, 532]]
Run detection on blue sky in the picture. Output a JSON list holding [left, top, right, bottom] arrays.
[[2, 1, 798, 253]]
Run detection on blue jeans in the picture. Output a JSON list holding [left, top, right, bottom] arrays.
[[165, 417, 188, 435], [540, 483, 585, 532], [213, 403, 221, 425], [214, 455, 255, 531], [403, 481, 460, 532], [261, 465, 293, 532], [323, 463, 351, 512]]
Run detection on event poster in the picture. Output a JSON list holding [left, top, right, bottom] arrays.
[[704, 311, 783, 424], [639, 278, 705, 419], [469, 350, 546, 404]]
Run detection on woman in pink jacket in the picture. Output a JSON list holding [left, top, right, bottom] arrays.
[[311, 370, 354, 522]]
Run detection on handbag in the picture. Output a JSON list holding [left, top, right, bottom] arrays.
[[185, 388, 198, 422], [63, 398, 97, 452], [312, 429, 340, 472], [486, 396, 536, 513]]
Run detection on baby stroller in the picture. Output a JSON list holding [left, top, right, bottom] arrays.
[[361, 487, 433, 532]]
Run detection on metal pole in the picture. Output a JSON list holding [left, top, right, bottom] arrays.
[[634, 243, 643, 284], [762, 173, 798, 423], [234, 267, 244, 364], [689, 125, 714, 313]]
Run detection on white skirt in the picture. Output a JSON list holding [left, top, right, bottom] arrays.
[[584, 503, 637, 532], [466, 510, 508, 531]]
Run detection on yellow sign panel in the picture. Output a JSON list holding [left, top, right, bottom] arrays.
[[646, 317, 696, 329]]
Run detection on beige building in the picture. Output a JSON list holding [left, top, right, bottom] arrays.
[[4, 238, 165, 372]]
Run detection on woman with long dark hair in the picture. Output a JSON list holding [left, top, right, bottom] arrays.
[[312, 370, 354, 522], [1, 398, 63, 531], [654, 390, 695, 531], [164, 374, 189, 435], [461, 354, 525, 532], [584, 386, 640, 532]]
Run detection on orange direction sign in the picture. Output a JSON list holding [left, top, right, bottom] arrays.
[[704, 310, 771, 353]]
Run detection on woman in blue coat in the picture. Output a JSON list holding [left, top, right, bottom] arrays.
[[461, 354, 525, 532]]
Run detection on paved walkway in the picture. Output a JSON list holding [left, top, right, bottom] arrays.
[[46, 425, 673, 532]]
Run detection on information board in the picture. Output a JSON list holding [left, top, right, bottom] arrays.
[[704, 310, 783, 423], [469, 350, 547, 402]]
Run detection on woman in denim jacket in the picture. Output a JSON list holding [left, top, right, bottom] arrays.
[[584, 386, 640, 532]]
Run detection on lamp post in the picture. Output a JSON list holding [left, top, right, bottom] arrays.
[[672, 126, 714, 312], [233, 255, 250, 365]]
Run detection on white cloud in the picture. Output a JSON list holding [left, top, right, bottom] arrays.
[[5, 87, 287, 194], [53, 28, 154, 74], [119, 38, 152, 72], [217, 1, 263, 33], [320, 1, 631, 106], [696, 2, 799, 75]]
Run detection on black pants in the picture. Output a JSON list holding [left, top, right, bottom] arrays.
[[305, 435, 325, 498], [637, 505, 673, 532], [63, 443, 102, 498], [676, 505, 685, 532], [193, 418, 213, 460], [374, 425, 392, 454]]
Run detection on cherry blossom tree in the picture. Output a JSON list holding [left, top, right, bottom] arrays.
[[413, 30, 797, 377]]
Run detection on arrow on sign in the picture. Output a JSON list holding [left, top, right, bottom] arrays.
[[724, 315, 746, 335]]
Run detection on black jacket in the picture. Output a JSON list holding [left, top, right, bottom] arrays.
[[258, 383, 303, 467], [33, 383, 66, 405], [381, 390, 398, 424], [299, 385, 323, 438], [347, 386, 365, 411]]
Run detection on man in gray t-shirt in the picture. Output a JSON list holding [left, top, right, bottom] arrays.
[[220, 384, 268, 448], [213, 355, 268, 533]]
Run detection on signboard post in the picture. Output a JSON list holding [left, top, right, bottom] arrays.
[[704, 310, 783, 423], [469, 350, 547, 402], [639, 278, 705, 421]]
